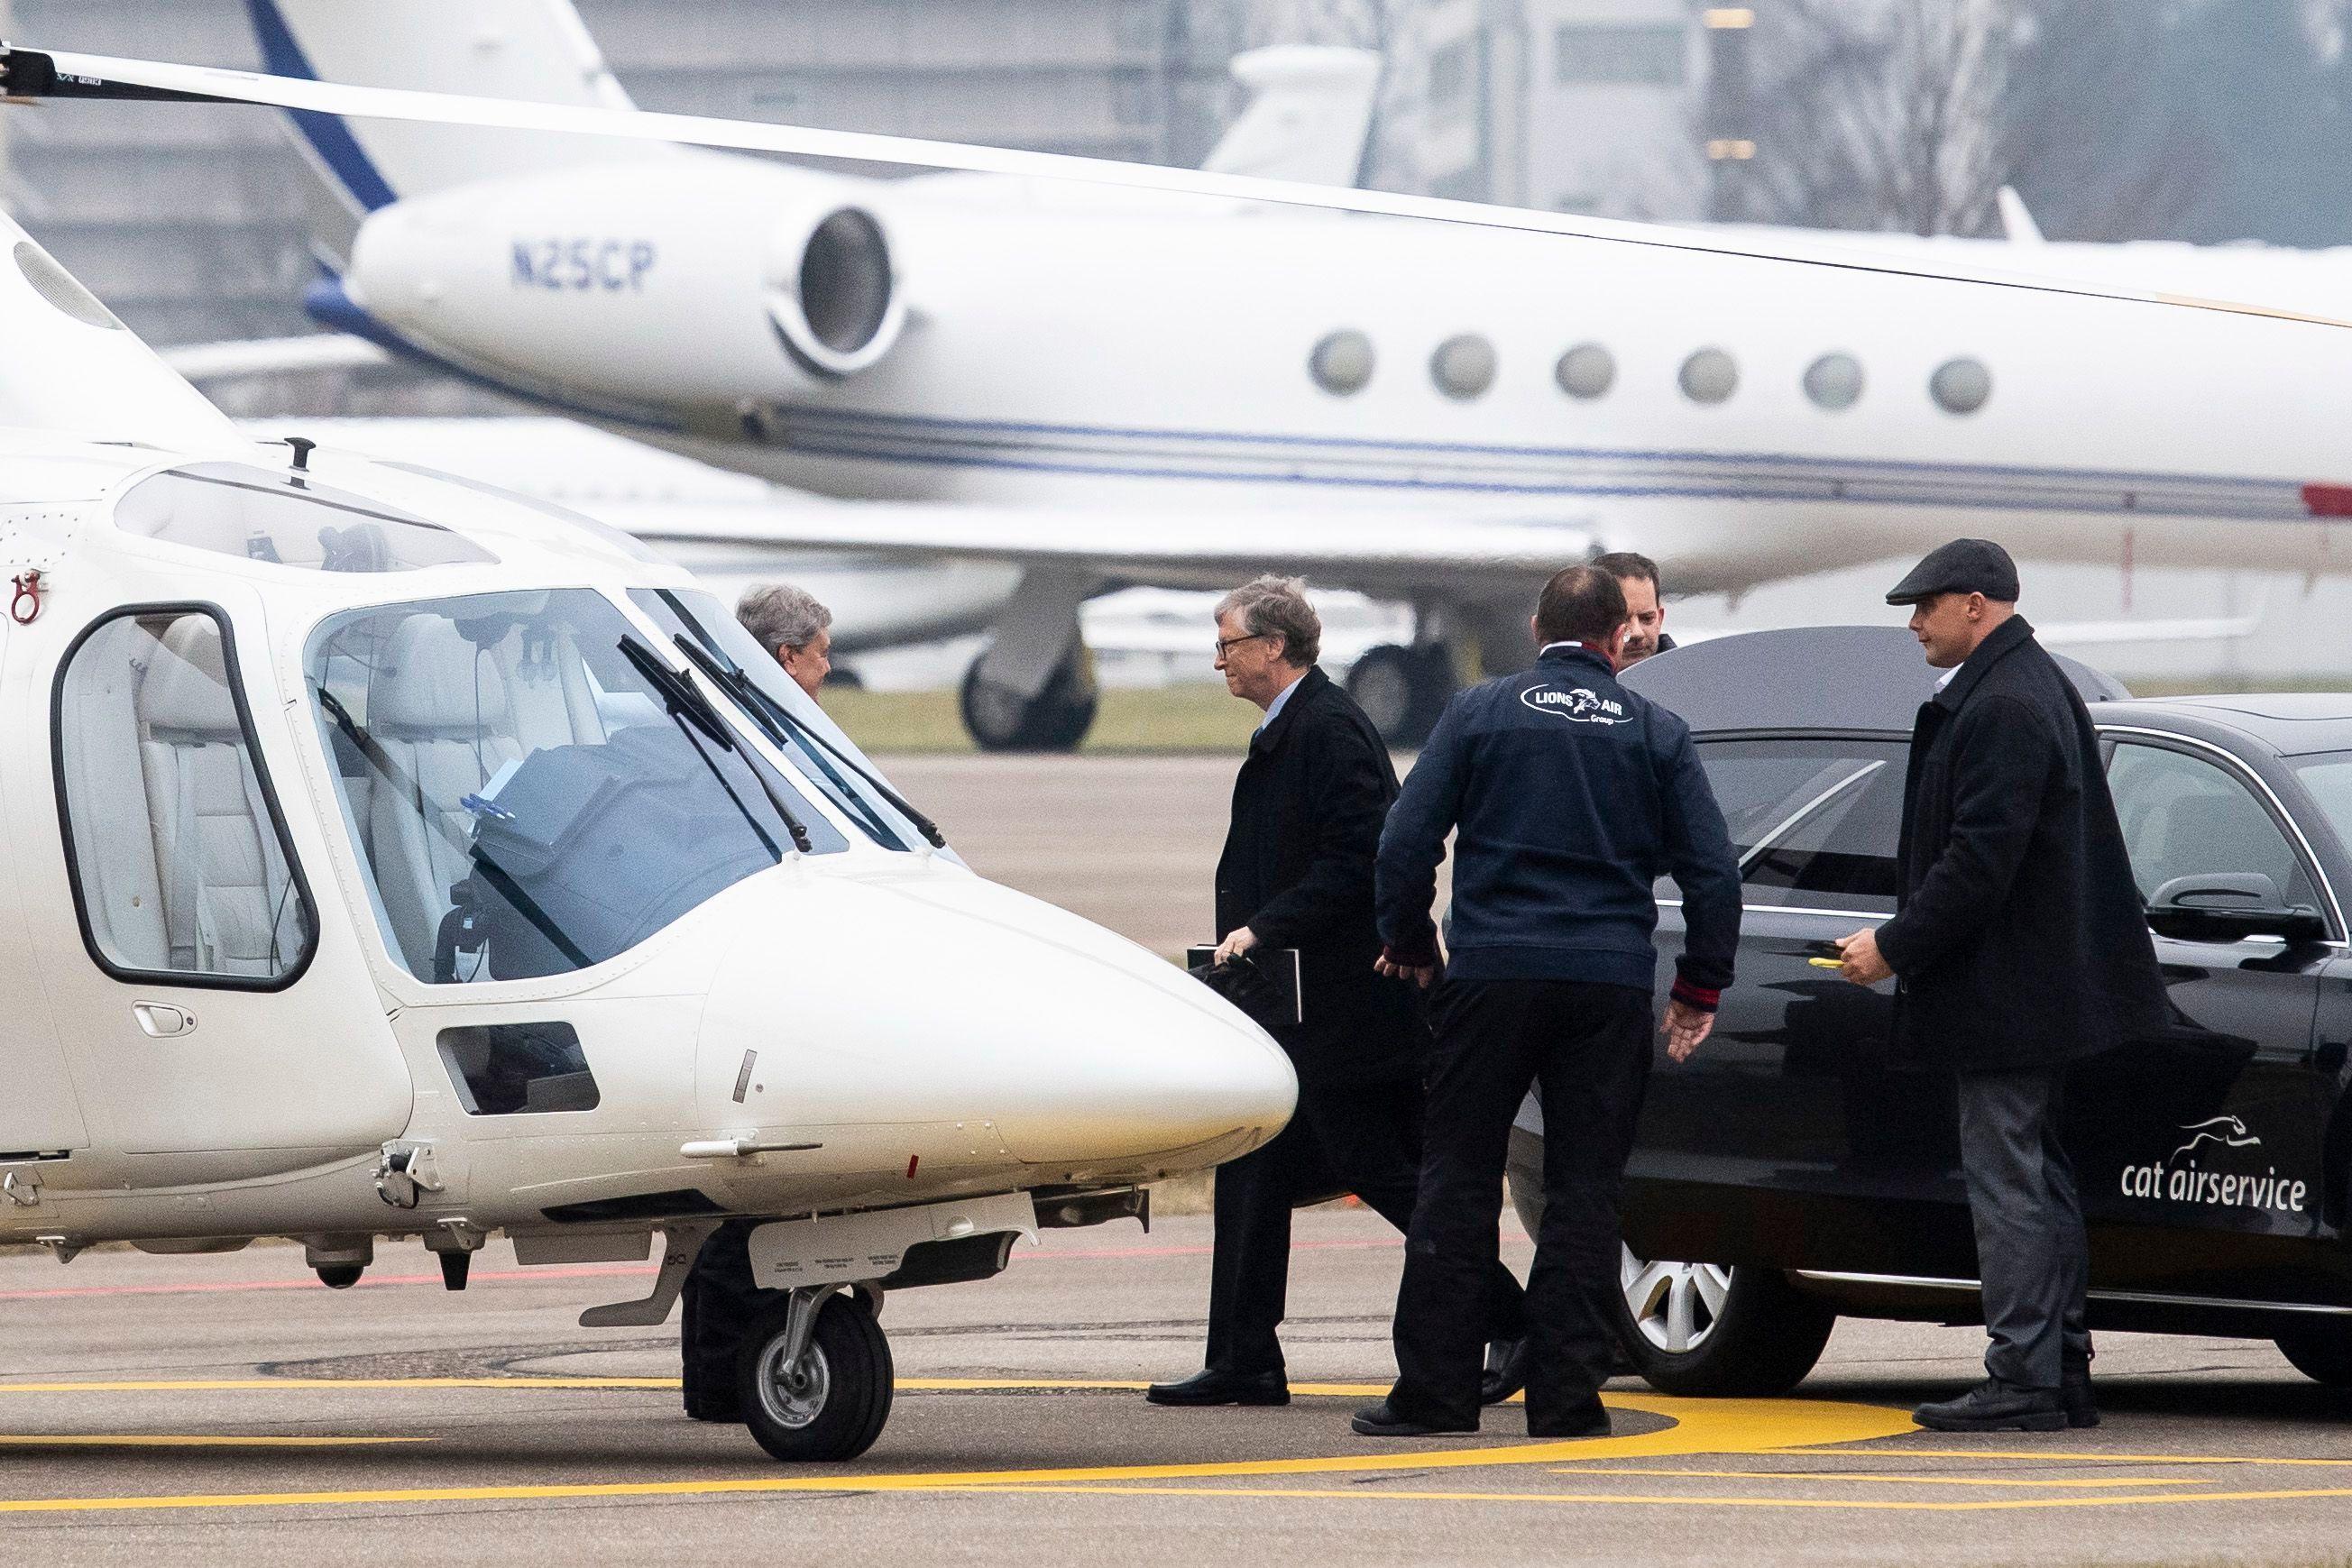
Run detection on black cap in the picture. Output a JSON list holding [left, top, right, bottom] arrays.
[[1885, 538, 2019, 605]]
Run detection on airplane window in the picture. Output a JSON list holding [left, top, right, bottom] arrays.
[[1678, 347, 1738, 405], [1309, 329, 1375, 395], [1430, 334, 1497, 400], [115, 462, 498, 573], [304, 589, 846, 986], [55, 607, 317, 987], [1929, 356, 1992, 414], [1683, 738, 1906, 912], [1803, 352, 1865, 410], [631, 587, 945, 857], [1555, 343, 1615, 399]]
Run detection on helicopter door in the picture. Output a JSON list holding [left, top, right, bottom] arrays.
[[0, 619, 89, 1158], [31, 597, 409, 1166]]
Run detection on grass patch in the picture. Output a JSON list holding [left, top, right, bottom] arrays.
[[2121, 674, 2352, 698], [826, 683, 1258, 755]]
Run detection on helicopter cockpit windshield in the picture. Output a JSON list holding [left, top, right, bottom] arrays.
[[306, 589, 847, 985], [116, 461, 499, 573]]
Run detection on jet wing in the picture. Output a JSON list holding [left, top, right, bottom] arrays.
[[164, 335, 390, 383], [621, 500, 1586, 596]]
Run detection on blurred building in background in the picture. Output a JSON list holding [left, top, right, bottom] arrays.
[[1414, 0, 1711, 217]]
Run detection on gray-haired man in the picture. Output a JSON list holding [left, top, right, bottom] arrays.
[[1148, 574, 1528, 1410], [737, 582, 834, 700]]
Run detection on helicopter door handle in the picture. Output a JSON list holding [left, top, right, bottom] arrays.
[[133, 1003, 196, 1038]]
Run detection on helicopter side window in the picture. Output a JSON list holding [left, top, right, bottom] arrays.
[[54, 607, 317, 987], [306, 590, 846, 986]]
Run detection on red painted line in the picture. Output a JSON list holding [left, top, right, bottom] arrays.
[[0, 1262, 652, 1303]]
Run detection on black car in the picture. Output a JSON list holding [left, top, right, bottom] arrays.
[[1507, 626, 2352, 1396]]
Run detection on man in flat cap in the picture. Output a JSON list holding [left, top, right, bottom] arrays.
[[1833, 539, 2164, 1434]]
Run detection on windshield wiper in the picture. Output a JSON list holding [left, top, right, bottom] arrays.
[[670, 631, 948, 849], [617, 634, 813, 856]]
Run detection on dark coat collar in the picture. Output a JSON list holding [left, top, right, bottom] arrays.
[[1932, 615, 2036, 713], [1249, 665, 1328, 756]]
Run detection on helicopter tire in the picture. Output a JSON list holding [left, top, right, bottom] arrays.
[[735, 1290, 895, 1463]]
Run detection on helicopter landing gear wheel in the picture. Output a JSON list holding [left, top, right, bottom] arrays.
[[736, 1284, 895, 1462]]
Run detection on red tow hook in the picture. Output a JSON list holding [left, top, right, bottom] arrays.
[[8, 568, 41, 626]]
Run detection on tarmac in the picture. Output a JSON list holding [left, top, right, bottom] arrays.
[[6, 754, 2349, 1566]]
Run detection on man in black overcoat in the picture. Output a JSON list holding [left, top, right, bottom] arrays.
[[1835, 539, 2167, 1434], [1147, 574, 1528, 1408]]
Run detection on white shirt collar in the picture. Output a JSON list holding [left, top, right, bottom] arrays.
[[1257, 669, 1308, 731], [1934, 666, 1958, 692]]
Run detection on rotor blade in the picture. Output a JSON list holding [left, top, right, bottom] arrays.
[[5, 44, 2341, 328]]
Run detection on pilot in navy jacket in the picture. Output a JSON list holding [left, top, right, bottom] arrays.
[[1374, 644, 1740, 1004]]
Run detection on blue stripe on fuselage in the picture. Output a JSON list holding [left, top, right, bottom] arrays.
[[244, 0, 399, 212]]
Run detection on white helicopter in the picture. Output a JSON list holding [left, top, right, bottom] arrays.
[[0, 204, 1296, 1462]]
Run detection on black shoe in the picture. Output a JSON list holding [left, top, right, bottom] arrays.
[[683, 1393, 740, 1422], [1528, 1401, 1612, 1439], [2062, 1366, 2099, 1430], [1481, 1337, 1530, 1406], [1144, 1368, 1290, 1408], [1351, 1400, 1477, 1437], [1913, 1379, 2066, 1433]]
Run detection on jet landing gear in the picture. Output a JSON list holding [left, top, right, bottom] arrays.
[[737, 1283, 896, 1463], [959, 648, 1098, 752], [1346, 644, 1454, 747]]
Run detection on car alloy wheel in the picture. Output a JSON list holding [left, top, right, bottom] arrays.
[[1621, 1245, 1732, 1354]]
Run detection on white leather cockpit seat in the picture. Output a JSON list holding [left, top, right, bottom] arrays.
[[135, 617, 300, 977], [366, 614, 525, 977]]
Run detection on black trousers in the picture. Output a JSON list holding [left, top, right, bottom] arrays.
[[1206, 1069, 1527, 1378], [1390, 978, 1651, 1431], [1956, 1066, 2091, 1391]]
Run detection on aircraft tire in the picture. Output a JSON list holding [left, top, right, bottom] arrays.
[[1346, 644, 1452, 747], [737, 1291, 896, 1463], [2275, 1326, 2352, 1386], [960, 650, 1098, 753]]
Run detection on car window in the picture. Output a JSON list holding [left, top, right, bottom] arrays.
[[2108, 741, 2320, 915], [1686, 738, 1905, 912]]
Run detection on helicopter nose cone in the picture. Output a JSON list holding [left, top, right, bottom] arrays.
[[699, 867, 1295, 1172]]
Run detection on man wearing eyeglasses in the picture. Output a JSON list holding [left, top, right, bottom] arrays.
[[1147, 574, 1529, 1410]]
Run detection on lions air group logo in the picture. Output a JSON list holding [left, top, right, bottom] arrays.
[[2118, 1114, 2307, 1215], [1521, 685, 1629, 725]]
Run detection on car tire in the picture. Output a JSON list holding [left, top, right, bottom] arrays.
[[1506, 1156, 1834, 1398], [2274, 1325, 2352, 1386], [1612, 1247, 1836, 1397], [735, 1290, 895, 1462]]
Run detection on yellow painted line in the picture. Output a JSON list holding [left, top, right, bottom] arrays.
[[0, 1435, 422, 1449], [0, 1377, 1383, 1398], [1544, 1465, 2211, 1490], [893, 1481, 2352, 1512], [0, 1379, 678, 1393], [0, 1394, 1916, 1518], [1794, 1446, 2352, 1470]]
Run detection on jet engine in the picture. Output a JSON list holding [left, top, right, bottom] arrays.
[[339, 158, 905, 407]]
